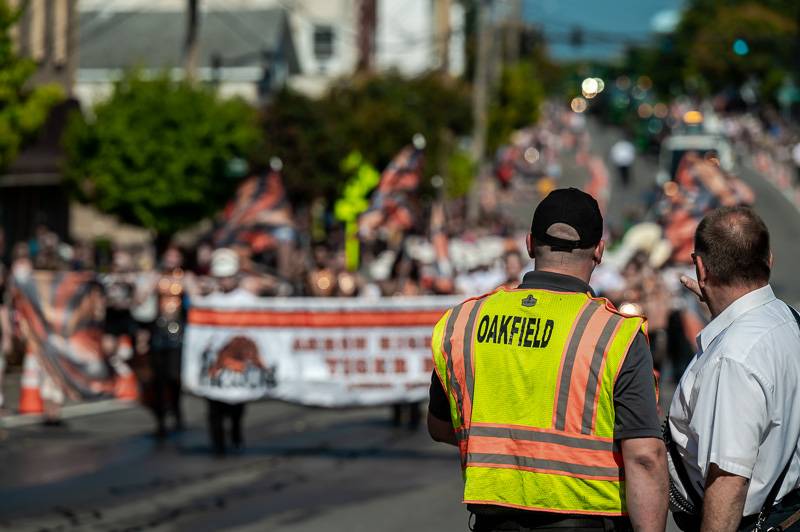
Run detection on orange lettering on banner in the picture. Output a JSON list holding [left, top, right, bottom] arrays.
[[423, 357, 434, 373], [377, 336, 430, 351], [323, 356, 417, 376], [294, 336, 372, 352], [326, 357, 338, 374]]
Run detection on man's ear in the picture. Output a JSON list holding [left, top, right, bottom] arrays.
[[593, 240, 604, 265], [696, 254, 708, 287], [526, 233, 534, 259], [769, 251, 774, 269]]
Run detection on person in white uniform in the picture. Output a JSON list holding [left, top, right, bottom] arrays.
[[669, 206, 800, 531], [203, 248, 260, 456]]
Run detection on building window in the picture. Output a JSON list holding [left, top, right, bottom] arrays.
[[313, 25, 335, 61]]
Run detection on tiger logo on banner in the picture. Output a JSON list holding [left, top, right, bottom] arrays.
[[199, 335, 277, 392]]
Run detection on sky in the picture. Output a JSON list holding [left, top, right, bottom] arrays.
[[522, 0, 685, 62]]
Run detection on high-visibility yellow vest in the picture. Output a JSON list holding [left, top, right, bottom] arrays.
[[431, 287, 648, 516]]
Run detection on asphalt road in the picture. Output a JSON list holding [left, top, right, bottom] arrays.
[[3, 119, 800, 532], [0, 397, 467, 531]]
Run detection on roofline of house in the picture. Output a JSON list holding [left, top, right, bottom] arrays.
[[77, 66, 267, 83]]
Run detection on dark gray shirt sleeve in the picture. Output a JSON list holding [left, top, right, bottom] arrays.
[[613, 332, 662, 440], [428, 372, 452, 421]]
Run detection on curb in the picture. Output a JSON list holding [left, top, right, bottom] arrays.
[[1, 399, 137, 429]]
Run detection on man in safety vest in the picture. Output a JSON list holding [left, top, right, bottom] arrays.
[[428, 188, 668, 532]]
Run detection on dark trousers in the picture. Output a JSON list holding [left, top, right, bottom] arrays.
[[618, 165, 631, 187], [391, 402, 422, 429], [472, 513, 631, 532], [472, 511, 631, 532], [207, 399, 245, 455], [150, 349, 183, 435]]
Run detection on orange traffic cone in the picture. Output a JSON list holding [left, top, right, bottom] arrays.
[[19, 352, 44, 415], [114, 372, 139, 401]]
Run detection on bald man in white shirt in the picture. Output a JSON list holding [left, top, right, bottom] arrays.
[[670, 206, 800, 532]]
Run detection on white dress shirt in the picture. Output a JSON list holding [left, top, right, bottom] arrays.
[[669, 285, 800, 516]]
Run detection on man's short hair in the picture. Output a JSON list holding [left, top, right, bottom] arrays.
[[533, 223, 594, 264], [695, 206, 771, 286]]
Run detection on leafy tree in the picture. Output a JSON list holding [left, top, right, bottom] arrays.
[[258, 87, 346, 202], [259, 72, 472, 200], [64, 73, 261, 236], [683, 2, 795, 94], [488, 60, 545, 153], [0, 1, 64, 170]]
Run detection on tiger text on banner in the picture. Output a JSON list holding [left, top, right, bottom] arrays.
[[182, 296, 460, 406]]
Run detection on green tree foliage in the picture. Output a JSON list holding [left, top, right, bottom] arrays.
[[681, 2, 795, 94], [64, 74, 261, 236], [0, 1, 64, 170], [445, 148, 475, 199], [258, 87, 345, 201], [615, 0, 799, 100], [260, 72, 472, 199], [487, 60, 545, 153]]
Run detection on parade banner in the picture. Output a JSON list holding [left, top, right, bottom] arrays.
[[11, 271, 115, 400], [182, 295, 460, 406]]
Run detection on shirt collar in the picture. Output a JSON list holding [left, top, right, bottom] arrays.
[[518, 270, 596, 297], [697, 284, 776, 353]]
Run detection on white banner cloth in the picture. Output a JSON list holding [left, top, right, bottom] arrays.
[[182, 295, 461, 406]]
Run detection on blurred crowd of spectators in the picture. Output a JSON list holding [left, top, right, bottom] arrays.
[[2, 100, 797, 416]]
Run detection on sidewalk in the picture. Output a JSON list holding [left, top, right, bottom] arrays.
[[1, 367, 136, 428]]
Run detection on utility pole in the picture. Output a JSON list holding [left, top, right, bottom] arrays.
[[184, 0, 200, 82], [356, 0, 376, 72], [505, 0, 522, 63], [434, 0, 452, 73], [467, 0, 493, 223]]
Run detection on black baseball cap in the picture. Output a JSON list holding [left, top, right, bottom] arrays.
[[531, 188, 603, 251]]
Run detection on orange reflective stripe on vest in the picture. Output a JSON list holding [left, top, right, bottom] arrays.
[[441, 297, 485, 430], [552, 302, 624, 434], [466, 423, 623, 480]]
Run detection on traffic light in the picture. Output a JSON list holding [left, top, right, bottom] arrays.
[[733, 38, 749, 56]]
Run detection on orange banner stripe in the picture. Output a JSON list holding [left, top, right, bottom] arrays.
[[188, 309, 446, 328]]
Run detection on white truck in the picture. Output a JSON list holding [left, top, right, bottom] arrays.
[[656, 133, 735, 185]]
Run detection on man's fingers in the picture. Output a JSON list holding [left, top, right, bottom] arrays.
[[680, 275, 704, 300]]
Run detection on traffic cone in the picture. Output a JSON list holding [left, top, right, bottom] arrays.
[[19, 352, 44, 415], [114, 372, 139, 401]]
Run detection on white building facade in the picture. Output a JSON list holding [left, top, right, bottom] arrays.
[[75, 0, 465, 104]]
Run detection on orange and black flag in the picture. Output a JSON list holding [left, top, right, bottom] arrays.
[[212, 169, 294, 253], [359, 144, 425, 235], [11, 271, 115, 400]]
